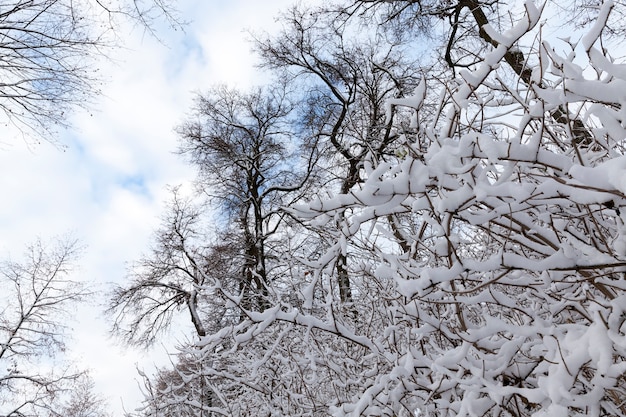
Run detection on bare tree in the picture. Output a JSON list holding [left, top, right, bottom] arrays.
[[107, 187, 238, 347], [108, 83, 325, 415], [0, 0, 180, 141], [47, 373, 111, 417], [254, 5, 422, 303], [177, 85, 315, 311], [108, 84, 316, 348], [0, 237, 91, 417]]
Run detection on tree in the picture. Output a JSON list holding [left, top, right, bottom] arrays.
[[284, 1, 626, 415], [0, 237, 91, 417], [109, 85, 323, 415], [341, 0, 626, 147], [116, 4, 423, 416], [108, 188, 215, 347], [134, 353, 216, 417], [47, 374, 111, 417], [176, 84, 316, 311], [108, 83, 314, 344], [115, 0, 626, 415], [0, 0, 180, 141], [254, 5, 422, 303]]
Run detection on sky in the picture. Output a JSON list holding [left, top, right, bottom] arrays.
[[0, 0, 297, 414]]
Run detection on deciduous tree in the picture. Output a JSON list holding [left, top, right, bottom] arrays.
[[47, 374, 111, 417], [0, 0, 180, 141], [117, 0, 626, 415], [0, 237, 91, 416], [254, 5, 422, 303]]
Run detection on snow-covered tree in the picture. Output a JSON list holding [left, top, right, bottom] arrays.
[[118, 0, 626, 415], [285, 0, 626, 415]]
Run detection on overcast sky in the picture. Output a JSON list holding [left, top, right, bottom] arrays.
[[0, 0, 297, 414]]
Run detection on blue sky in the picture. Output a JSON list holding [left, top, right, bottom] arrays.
[[0, 0, 296, 414]]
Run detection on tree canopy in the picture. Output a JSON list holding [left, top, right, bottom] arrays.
[[109, 0, 626, 416]]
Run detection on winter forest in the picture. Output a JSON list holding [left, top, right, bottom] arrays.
[[1, 0, 626, 416]]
